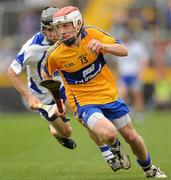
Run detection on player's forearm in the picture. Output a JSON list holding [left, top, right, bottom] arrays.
[[101, 43, 128, 56], [7, 67, 32, 100]]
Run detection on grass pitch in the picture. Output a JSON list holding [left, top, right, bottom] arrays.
[[0, 110, 171, 180]]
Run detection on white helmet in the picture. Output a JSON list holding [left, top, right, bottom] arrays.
[[53, 6, 83, 28], [52, 6, 83, 46]]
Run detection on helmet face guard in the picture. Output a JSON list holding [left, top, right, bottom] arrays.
[[40, 7, 59, 44], [53, 10, 83, 46], [40, 21, 51, 29]]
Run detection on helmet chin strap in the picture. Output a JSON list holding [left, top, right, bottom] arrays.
[[63, 26, 83, 46], [63, 36, 76, 46]]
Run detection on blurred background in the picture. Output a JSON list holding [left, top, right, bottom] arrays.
[[0, 0, 171, 113]]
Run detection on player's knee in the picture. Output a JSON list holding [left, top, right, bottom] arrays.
[[124, 131, 139, 144], [103, 129, 116, 144]]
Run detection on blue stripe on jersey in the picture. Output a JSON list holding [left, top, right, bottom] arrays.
[[30, 78, 42, 94], [16, 52, 25, 66], [29, 33, 45, 46], [61, 53, 106, 84], [81, 28, 87, 39], [37, 51, 46, 80]]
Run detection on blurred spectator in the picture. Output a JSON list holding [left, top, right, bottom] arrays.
[[116, 32, 150, 120], [24, 0, 72, 8], [110, 8, 129, 38], [155, 66, 171, 110], [164, 42, 171, 67], [129, 1, 158, 30], [128, 7, 144, 34], [141, 58, 156, 109]]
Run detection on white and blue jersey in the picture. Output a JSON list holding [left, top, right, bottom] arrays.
[[10, 32, 64, 104]]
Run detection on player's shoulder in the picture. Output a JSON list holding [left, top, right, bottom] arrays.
[[47, 40, 61, 54], [84, 25, 113, 37], [29, 32, 46, 46], [20, 32, 46, 51], [45, 40, 62, 59], [84, 25, 100, 31], [15, 32, 49, 65], [83, 25, 99, 34]]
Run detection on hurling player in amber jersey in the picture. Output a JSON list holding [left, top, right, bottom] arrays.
[[44, 6, 166, 178]]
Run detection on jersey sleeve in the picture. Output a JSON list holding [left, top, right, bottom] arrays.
[[10, 46, 34, 74]]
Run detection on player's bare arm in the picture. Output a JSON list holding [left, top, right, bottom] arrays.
[[40, 71, 67, 117], [87, 38, 128, 56], [7, 67, 41, 110]]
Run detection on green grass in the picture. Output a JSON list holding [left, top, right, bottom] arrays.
[[0, 110, 171, 180]]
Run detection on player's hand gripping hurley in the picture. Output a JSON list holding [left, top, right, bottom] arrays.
[[39, 80, 68, 122]]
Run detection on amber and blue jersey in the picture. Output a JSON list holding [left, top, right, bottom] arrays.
[[46, 26, 121, 113]]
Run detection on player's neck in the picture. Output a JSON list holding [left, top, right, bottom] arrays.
[[71, 35, 81, 47]]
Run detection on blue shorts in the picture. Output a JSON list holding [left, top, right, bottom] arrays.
[[77, 98, 129, 125]]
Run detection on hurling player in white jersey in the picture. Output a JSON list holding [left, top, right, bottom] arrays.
[[7, 7, 76, 150]]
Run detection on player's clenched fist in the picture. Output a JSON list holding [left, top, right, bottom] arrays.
[[87, 39, 103, 54]]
